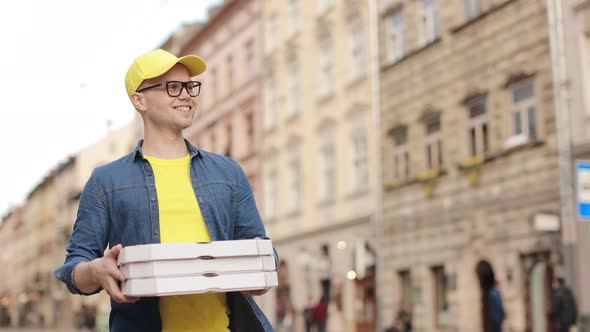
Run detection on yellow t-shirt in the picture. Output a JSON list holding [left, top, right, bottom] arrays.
[[145, 154, 229, 332]]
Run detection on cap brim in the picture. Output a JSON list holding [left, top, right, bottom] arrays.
[[178, 55, 207, 77]]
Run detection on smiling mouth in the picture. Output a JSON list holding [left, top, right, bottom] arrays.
[[173, 106, 192, 111]]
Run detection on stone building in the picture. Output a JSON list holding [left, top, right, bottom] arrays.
[[378, 0, 562, 331]]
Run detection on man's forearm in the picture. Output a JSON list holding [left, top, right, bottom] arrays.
[[74, 260, 100, 294]]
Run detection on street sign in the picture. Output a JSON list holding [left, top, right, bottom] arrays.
[[575, 160, 590, 220]]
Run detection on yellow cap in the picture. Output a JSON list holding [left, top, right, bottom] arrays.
[[125, 49, 207, 97]]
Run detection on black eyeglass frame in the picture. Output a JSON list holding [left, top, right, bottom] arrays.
[[136, 80, 202, 97]]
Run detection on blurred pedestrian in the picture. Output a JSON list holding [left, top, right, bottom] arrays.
[[549, 277, 577, 332], [476, 260, 506, 332], [384, 307, 411, 332], [313, 295, 329, 332], [54, 49, 277, 331], [303, 298, 315, 332]]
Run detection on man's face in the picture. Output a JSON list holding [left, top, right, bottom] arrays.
[[135, 64, 198, 131]]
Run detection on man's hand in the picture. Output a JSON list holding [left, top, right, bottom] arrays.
[[92, 244, 140, 303], [76, 244, 140, 304], [242, 288, 270, 296]]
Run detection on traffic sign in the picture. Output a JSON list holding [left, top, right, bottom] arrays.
[[575, 160, 590, 220]]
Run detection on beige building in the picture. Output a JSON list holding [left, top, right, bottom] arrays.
[[0, 119, 142, 329], [21, 167, 59, 328], [51, 156, 79, 329], [378, 0, 563, 331], [66, 120, 143, 329], [0, 206, 25, 327], [260, 0, 379, 331]]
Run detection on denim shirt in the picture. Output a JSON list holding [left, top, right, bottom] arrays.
[[54, 139, 276, 332]]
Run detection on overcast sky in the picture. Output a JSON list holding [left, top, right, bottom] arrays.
[[0, 0, 222, 217]]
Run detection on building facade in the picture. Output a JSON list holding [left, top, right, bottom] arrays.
[[178, 0, 264, 199], [260, 0, 379, 331], [0, 120, 142, 329], [378, 0, 562, 331], [0, 206, 25, 327]]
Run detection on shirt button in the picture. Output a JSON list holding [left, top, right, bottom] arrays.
[[153, 229, 159, 235], [147, 172, 153, 176], [151, 197, 156, 202]]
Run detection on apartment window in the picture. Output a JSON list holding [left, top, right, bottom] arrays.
[[351, 131, 368, 193], [287, 63, 300, 118], [264, 154, 279, 220], [266, 13, 278, 54], [264, 74, 277, 130], [226, 55, 233, 94], [387, 10, 405, 62], [468, 99, 489, 157], [319, 125, 336, 203], [349, 116, 368, 193], [432, 266, 450, 327], [418, 0, 438, 45], [287, 139, 303, 213], [318, 0, 333, 15], [392, 127, 410, 182], [424, 115, 443, 170], [398, 270, 412, 309], [288, 0, 299, 36], [245, 40, 255, 80], [246, 112, 255, 156], [511, 79, 537, 140], [349, 18, 366, 82], [319, 38, 334, 97], [464, 0, 482, 20]]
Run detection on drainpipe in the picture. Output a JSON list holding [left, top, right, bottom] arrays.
[[368, 0, 384, 331]]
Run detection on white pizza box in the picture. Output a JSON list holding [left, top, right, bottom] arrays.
[[121, 255, 276, 279], [117, 239, 274, 265], [121, 271, 278, 297]]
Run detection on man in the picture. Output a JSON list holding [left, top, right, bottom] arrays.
[[54, 49, 276, 332], [549, 277, 577, 332]]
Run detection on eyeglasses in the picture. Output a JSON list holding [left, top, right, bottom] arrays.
[[136, 80, 202, 97]]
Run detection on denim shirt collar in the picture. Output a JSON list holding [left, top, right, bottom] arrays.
[[132, 138, 201, 160]]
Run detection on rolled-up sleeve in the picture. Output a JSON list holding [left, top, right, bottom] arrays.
[[54, 169, 111, 295]]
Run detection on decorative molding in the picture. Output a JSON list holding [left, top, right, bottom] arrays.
[[450, 0, 518, 34], [387, 124, 408, 136], [502, 71, 536, 88], [380, 38, 442, 73], [418, 106, 441, 122], [460, 90, 488, 106]]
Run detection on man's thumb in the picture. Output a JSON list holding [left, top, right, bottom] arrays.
[[108, 244, 123, 258]]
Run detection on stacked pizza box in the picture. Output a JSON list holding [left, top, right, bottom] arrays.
[[118, 239, 278, 297]]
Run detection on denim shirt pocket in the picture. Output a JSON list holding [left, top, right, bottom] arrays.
[[106, 184, 154, 245], [198, 182, 236, 237]]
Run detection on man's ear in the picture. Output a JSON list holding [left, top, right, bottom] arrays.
[[131, 93, 147, 113]]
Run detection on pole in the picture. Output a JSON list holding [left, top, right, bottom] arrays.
[[368, 0, 384, 331], [544, 0, 589, 330]]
